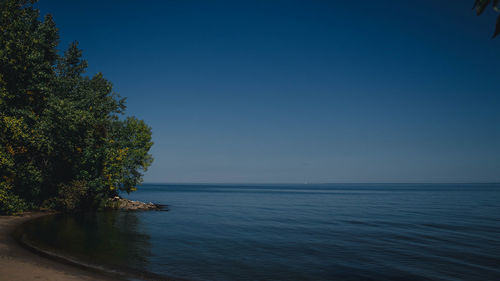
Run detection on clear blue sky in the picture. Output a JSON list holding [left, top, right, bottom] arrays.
[[37, 1, 500, 183]]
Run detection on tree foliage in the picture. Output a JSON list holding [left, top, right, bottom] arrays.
[[473, 0, 500, 38], [0, 0, 153, 214]]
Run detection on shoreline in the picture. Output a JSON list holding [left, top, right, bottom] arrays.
[[1, 211, 180, 281], [0, 212, 120, 281]]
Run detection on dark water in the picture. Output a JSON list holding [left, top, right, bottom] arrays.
[[21, 184, 500, 280]]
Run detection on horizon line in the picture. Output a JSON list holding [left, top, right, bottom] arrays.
[[140, 181, 500, 185]]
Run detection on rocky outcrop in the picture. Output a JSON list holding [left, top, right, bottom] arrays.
[[107, 196, 167, 211]]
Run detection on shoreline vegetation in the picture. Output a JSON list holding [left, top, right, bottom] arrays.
[[0, 1, 163, 277], [1, 0, 154, 215]]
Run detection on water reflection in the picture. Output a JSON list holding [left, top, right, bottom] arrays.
[[21, 211, 152, 271]]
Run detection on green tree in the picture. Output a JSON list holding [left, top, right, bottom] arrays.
[[0, 0, 58, 211], [1, 0, 153, 214]]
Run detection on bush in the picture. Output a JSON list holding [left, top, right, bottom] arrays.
[[0, 183, 28, 215], [50, 180, 88, 211]]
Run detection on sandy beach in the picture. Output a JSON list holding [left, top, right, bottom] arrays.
[[0, 212, 118, 281]]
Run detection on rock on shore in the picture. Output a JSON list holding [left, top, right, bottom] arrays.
[[108, 196, 166, 211]]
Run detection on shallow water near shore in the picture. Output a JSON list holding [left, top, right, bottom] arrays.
[[20, 183, 500, 280]]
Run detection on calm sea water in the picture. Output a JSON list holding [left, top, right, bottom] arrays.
[[21, 184, 500, 280]]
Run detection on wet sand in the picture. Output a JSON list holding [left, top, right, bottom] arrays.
[[0, 212, 118, 281]]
